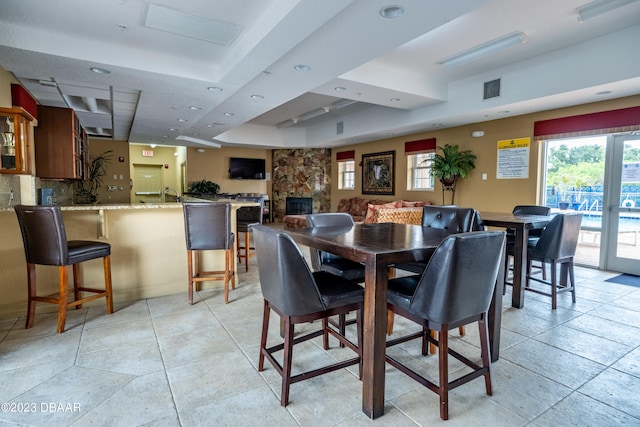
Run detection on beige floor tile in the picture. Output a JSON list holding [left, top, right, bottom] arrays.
[[579, 368, 640, 418]]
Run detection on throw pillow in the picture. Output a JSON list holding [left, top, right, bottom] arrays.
[[364, 201, 401, 223]]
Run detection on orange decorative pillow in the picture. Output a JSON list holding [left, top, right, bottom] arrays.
[[401, 200, 426, 207], [364, 201, 400, 223]]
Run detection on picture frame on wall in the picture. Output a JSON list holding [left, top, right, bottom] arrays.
[[362, 150, 395, 195]]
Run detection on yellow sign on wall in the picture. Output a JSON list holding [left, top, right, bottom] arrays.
[[496, 137, 530, 179]]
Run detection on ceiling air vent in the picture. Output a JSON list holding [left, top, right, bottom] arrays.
[[483, 78, 501, 100], [337, 121, 344, 135]]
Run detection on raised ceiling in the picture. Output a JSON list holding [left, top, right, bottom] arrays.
[[0, 0, 639, 149]]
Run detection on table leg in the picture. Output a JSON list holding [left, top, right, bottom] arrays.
[[488, 239, 505, 362], [511, 226, 529, 308], [361, 261, 388, 419]]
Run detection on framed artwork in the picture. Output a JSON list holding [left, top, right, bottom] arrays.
[[362, 150, 395, 195]]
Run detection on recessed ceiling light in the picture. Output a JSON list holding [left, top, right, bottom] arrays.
[[596, 90, 612, 95], [207, 86, 223, 92], [169, 128, 177, 131], [390, 98, 401, 102], [177, 118, 188, 122], [90, 67, 111, 74], [189, 106, 201, 110], [224, 112, 234, 116], [380, 5, 404, 19], [250, 94, 264, 99], [334, 86, 346, 91], [294, 64, 311, 72]]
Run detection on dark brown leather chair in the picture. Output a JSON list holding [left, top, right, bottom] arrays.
[[183, 202, 235, 304], [526, 213, 582, 309], [391, 206, 477, 340], [505, 205, 552, 290], [385, 231, 505, 420], [253, 225, 363, 407], [306, 213, 365, 281], [235, 196, 263, 272], [307, 213, 365, 346], [394, 205, 477, 275], [14, 205, 113, 333]]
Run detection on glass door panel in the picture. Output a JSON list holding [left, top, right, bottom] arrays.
[[604, 135, 640, 274]]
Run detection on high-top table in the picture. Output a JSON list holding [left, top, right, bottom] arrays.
[[480, 212, 552, 308], [285, 222, 504, 419]]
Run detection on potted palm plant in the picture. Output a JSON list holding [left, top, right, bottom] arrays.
[[429, 144, 476, 204], [74, 150, 113, 204]]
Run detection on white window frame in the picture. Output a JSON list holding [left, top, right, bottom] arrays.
[[406, 152, 434, 191], [338, 159, 355, 190]]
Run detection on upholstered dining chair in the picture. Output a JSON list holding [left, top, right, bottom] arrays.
[[306, 213, 365, 281], [235, 196, 263, 272], [14, 205, 114, 333], [505, 205, 552, 289], [183, 202, 235, 304], [306, 212, 365, 346], [385, 231, 506, 420], [391, 205, 477, 339], [253, 225, 363, 407], [393, 205, 477, 275], [525, 213, 582, 309]]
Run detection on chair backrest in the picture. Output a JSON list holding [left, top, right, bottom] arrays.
[[421, 205, 476, 232], [512, 205, 551, 216], [253, 225, 326, 316], [183, 202, 233, 250], [14, 205, 69, 266], [472, 210, 485, 231], [306, 213, 355, 270], [306, 212, 355, 228], [410, 231, 505, 325], [529, 213, 583, 260], [236, 196, 263, 224]]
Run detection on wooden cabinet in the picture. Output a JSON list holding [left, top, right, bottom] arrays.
[[0, 106, 35, 174], [35, 106, 88, 180]]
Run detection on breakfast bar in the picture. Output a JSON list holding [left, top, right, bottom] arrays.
[[0, 199, 257, 319]]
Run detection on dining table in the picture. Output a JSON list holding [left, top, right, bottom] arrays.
[[480, 212, 552, 308], [285, 222, 505, 419]]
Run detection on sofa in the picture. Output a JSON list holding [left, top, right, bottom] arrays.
[[284, 197, 431, 229]]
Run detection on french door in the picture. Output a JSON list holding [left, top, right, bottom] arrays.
[[603, 134, 640, 274]]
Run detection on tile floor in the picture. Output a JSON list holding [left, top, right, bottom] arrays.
[[1, 246, 639, 426]]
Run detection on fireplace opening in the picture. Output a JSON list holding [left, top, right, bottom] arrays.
[[285, 197, 313, 215]]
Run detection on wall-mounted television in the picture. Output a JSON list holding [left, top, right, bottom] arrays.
[[229, 157, 266, 180]]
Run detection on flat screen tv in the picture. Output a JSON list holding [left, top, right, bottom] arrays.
[[229, 157, 266, 180]]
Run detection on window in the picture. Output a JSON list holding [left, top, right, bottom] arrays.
[[407, 152, 434, 191], [338, 160, 355, 190]]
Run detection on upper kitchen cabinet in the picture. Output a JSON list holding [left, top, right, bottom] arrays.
[[0, 106, 35, 175], [35, 106, 88, 180]]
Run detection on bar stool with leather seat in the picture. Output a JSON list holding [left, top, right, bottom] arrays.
[[525, 213, 582, 309], [307, 213, 365, 346], [183, 202, 235, 304], [235, 196, 263, 272], [253, 225, 363, 407], [385, 230, 505, 420], [506, 205, 552, 280], [14, 205, 114, 333], [391, 205, 476, 340], [393, 205, 476, 275]]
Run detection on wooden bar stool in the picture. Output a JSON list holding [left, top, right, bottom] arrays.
[[14, 205, 114, 333], [235, 197, 263, 272], [182, 202, 236, 304]]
